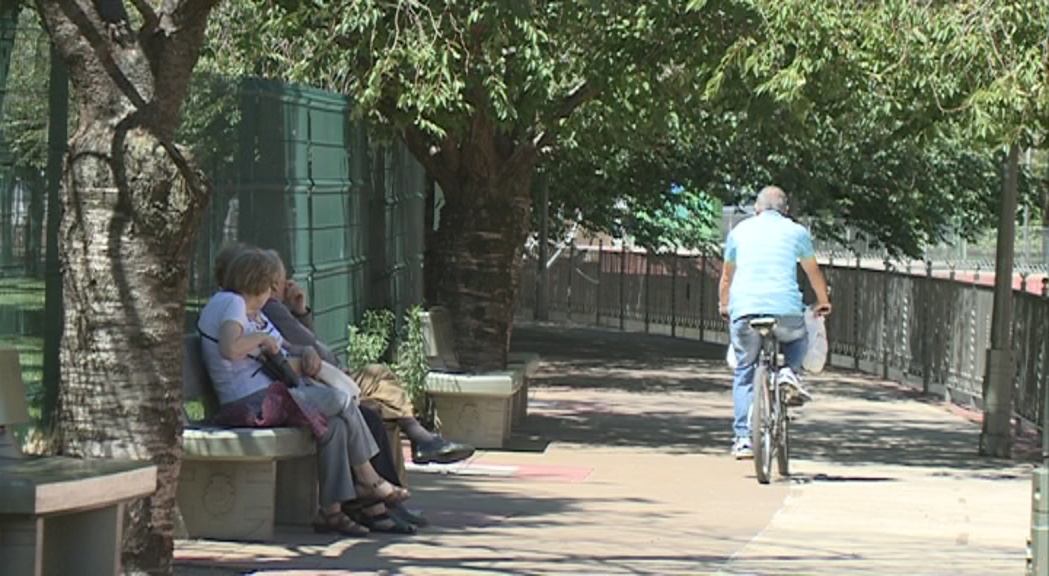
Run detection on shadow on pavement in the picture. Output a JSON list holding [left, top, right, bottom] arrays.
[[513, 408, 734, 456], [510, 323, 1033, 473], [176, 472, 684, 575]]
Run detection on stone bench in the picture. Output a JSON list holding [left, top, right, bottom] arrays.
[[0, 348, 158, 576], [420, 308, 541, 449], [177, 334, 407, 541], [178, 334, 318, 542], [423, 369, 524, 449], [0, 456, 157, 576]]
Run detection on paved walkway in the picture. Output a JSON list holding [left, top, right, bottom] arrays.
[[175, 323, 1035, 575]]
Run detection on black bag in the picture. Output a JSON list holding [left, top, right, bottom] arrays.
[[257, 348, 301, 388], [197, 324, 300, 388]]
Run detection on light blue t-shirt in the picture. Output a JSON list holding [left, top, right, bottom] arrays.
[[724, 211, 815, 320]]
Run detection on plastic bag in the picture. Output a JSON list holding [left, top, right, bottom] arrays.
[[803, 307, 828, 373], [726, 344, 738, 369]]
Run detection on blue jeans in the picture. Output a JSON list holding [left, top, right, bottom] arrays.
[[731, 315, 807, 440]]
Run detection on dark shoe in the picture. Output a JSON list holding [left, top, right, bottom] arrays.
[[346, 502, 416, 535], [389, 504, 430, 528], [411, 437, 476, 465]]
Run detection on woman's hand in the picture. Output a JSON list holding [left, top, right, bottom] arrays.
[[301, 346, 322, 377], [256, 335, 281, 355]]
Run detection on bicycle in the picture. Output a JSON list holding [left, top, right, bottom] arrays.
[[747, 317, 791, 484]]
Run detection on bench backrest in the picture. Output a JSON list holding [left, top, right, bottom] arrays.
[[420, 306, 463, 373], [182, 333, 221, 419]]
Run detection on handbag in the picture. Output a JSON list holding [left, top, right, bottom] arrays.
[[256, 348, 301, 388], [197, 324, 301, 387]]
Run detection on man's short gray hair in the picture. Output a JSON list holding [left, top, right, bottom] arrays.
[[754, 186, 789, 214]]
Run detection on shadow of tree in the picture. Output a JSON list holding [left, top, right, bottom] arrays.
[[510, 323, 1033, 472], [512, 409, 734, 456], [513, 322, 726, 368], [175, 472, 702, 576]]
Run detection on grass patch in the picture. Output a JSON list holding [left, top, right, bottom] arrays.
[[185, 401, 205, 423]]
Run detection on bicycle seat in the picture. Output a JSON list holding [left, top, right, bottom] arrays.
[[748, 317, 778, 330]]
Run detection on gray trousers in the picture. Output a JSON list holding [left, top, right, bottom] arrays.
[[292, 382, 379, 506]]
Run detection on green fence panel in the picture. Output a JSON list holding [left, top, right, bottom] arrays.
[[301, 85, 364, 357], [380, 142, 425, 323]]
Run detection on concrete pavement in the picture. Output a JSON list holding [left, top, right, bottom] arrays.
[[175, 323, 1034, 575]]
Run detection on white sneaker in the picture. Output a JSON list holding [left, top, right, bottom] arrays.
[[731, 437, 753, 460], [778, 367, 812, 405]]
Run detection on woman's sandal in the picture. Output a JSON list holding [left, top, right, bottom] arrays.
[[311, 508, 370, 537], [346, 502, 416, 535], [356, 479, 410, 505]]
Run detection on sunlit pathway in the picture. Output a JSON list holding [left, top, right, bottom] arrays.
[[176, 323, 1032, 575]]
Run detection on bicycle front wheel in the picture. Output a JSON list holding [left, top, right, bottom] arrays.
[[750, 365, 773, 484]]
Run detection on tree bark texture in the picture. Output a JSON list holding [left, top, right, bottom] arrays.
[[407, 114, 537, 371], [34, 1, 216, 573]]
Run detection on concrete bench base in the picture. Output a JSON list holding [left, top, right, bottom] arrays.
[[176, 423, 406, 541], [508, 352, 541, 426], [425, 370, 523, 449], [178, 427, 316, 542]]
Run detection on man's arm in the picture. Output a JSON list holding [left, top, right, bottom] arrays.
[[284, 280, 315, 330], [262, 299, 339, 365], [719, 261, 735, 318], [799, 258, 832, 315]]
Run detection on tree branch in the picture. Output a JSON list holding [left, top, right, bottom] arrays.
[[159, 0, 219, 32], [401, 124, 458, 193], [534, 81, 600, 150], [128, 0, 158, 29], [142, 0, 220, 138], [497, 80, 600, 184]]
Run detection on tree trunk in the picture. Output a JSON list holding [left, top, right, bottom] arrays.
[[413, 114, 537, 371], [35, 1, 216, 573], [428, 175, 534, 370]]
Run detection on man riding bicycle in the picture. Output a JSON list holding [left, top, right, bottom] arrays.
[[718, 186, 832, 460]]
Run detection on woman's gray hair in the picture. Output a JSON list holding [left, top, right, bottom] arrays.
[[754, 186, 789, 213]]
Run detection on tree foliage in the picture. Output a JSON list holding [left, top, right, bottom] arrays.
[[702, 0, 1047, 254], [200, 1, 760, 367], [0, 5, 70, 171], [197, 0, 1049, 363], [627, 185, 721, 254], [546, 0, 1046, 258], [203, 1, 751, 183]]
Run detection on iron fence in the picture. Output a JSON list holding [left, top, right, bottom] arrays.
[[520, 245, 1046, 433]]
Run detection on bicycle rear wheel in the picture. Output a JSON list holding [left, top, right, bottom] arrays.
[[750, 365, 773, 484]]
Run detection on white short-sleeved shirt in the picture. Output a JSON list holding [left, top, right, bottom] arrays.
[[197, 291, 286, 404]]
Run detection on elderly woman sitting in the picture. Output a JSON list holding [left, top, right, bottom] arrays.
[[197, 248, 408, 536]]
